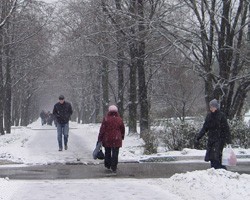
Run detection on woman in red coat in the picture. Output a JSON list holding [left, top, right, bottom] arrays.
[[98, 105, 125, 173]]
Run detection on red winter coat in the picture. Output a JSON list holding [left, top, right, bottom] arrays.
[[98, 111, 125, 148]]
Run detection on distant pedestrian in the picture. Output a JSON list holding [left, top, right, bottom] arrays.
[[195, 99, 231, 169], [40, 110, 46, 125], [46, 111, 54, 126], [98, 105, 125, 173], [53, 95, 73, 151]]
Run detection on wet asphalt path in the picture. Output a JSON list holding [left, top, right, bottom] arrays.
[[1, 127, 249, 180], [0, 161, 249, 180]]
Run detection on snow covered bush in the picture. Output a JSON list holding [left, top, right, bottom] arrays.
[[150, 117, 250, 153], [151, 119, 203, 151], [228, 119, 250, 148], [142, 130, 158, 155]]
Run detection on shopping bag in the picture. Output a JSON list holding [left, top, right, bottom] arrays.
[[96, 149, 105, 160], [93, 141, 104, 160], [222, 145, 237, 166]]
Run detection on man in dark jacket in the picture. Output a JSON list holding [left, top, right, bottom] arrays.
[[98, 105, 125, 173], [195, 99, 231, 169], [53, 95, 73, 151]]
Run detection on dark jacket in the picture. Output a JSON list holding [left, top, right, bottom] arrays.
[[53, 101, 73, 124], [196, 110, 231, 162], [40, 111, 46, 119], [98, 111, 125, 148]]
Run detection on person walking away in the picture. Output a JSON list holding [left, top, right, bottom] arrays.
[[53, 95, 73, 151], [40, 110, 46, 125], [195, 99, 231, 169], [98, 105, 125, 173], [46, 111, 54, 125]]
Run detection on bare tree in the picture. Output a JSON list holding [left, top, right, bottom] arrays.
[[0, 0, 17, 134], [10, 1, 54, 127], [52, 0, 105, 123], [165, 0, 250, 119]]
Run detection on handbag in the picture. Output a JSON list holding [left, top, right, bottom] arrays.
[[96, 149, 105, 160], [222, 144, 237, 166], [93, 141, 104, 160]]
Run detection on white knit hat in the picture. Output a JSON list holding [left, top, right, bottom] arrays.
[[108, 105, 118, 112]]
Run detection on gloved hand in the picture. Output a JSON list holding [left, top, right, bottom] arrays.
[[225, 143, 232, 147], [194, 136, 200, 149], [226, 139, 232, 146], [96, 141, 102, 147]]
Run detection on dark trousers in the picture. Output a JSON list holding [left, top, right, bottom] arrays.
[[210, 160, 227, 170], [104, 147, 119, 171]]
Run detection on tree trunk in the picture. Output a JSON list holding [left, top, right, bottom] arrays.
[[128, 0, 137, 134], [0, 28, 5, 135], [20, 95, 30, 126], [137, 0, 149, 138], [93, 71, 101, 122], [115, 0, 125, 118], [4, 19, 12, 133], [128, 61, 137, 134], [128, 40, 137, 134], [12, 92, 20, 126], [4, 46, 12, 133], [101, 59, 109, 115]]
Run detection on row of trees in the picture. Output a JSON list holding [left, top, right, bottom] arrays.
[[52, 0, 250, 136], [0, 0, 54, 134], [178, 0, 250, 119], [0, 0, 250, 142], [51, 0, 206, 141]]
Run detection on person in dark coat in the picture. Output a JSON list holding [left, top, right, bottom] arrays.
[[46, 111, 54, 126], [195, 99, 231, 169], [98, 105, 125, 173], [53, 95, 73, 151], [40, 110, 46, 125]]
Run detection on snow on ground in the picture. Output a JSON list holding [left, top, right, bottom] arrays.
[[0, 119, 250, 200]]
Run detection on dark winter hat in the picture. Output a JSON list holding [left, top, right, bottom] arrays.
[[59, 95, 65, 100], [209, 99, 220, 109]]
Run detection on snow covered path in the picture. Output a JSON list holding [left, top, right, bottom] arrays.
[[24, 128, 92, 164], [24, 124, 97, 165], [0, 122, 100, 166]]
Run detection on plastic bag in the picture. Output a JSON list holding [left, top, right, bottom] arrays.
[[96, 149, 105, 160], [93, 141, 104, 160], [222, 145, 237, 166]]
